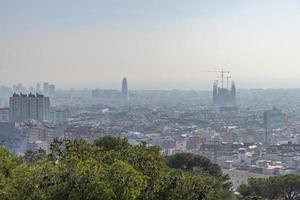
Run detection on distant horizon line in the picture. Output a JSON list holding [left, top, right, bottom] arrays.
[[7, 87, 300, 92], [3, 80, 300, 91]]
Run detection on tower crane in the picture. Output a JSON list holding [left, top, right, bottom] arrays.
[[226, 75, 232, 90], [205, 69, 230, 89]]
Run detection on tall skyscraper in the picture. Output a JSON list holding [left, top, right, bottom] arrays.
[[213, 82, 218, 105], [9, 93, 50, 123], [43, 82, 49, 94], [121, 77, 129, 100], [231, 82, 236, 100]]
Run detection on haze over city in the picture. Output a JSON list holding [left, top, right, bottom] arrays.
[[1, 0, 300, 89], [3, 1, 300, 199]]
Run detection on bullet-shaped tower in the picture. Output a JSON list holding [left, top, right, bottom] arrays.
[[121, 77, 129, 100]]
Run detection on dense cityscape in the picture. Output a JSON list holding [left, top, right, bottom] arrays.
[[2, 1, 300, 199], [1, 74, 300, 191]]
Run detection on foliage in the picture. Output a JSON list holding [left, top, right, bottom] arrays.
[[166, 152, 233, 199], [166, 153, 222, 177], [0, 136, 233, 200], [24, 148, 47, 163], [94, 136, 130, 151], [0, 147, 19, 177], [238, 174, 300, 200], [240, 196, 265, 200]]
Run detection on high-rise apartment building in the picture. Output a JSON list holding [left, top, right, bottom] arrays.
[[9, 93, 50, 123]]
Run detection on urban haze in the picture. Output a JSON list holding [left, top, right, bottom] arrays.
[[1, 1, 300, 200]]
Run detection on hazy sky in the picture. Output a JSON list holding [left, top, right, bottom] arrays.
[[1, 0, 300, 90]]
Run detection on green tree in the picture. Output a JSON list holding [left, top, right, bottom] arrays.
[[165, 153, 222, 177], [48, 138, 65, 161], [108, 160, 147, 200], [154, 169, 220, 200], [94, 136, 130, 151], [238, 175, 300, 200], [166, 152, 233, 199], [0, 137, 230, 200], [24, 148, 47, 164], [0, 147, 19, 178]]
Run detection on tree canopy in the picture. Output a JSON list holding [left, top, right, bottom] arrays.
[[0, 136, 231, 200], [5, 136, 300, 200], [238, 174, 300, 200]]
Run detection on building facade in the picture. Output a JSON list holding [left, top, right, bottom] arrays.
[[213, 81, 236, 106], [9, 93, 50, 122], [0, 108, 9, 122]]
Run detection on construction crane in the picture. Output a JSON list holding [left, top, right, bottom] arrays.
[[226, 75, 232, 90], [206, 69, 230, 89]]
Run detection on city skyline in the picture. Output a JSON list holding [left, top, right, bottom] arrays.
[[1, 0, 300, 89], [2, 1, 300, 197]]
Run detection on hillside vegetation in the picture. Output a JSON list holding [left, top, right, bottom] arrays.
[[0, 136, 232, 200]]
